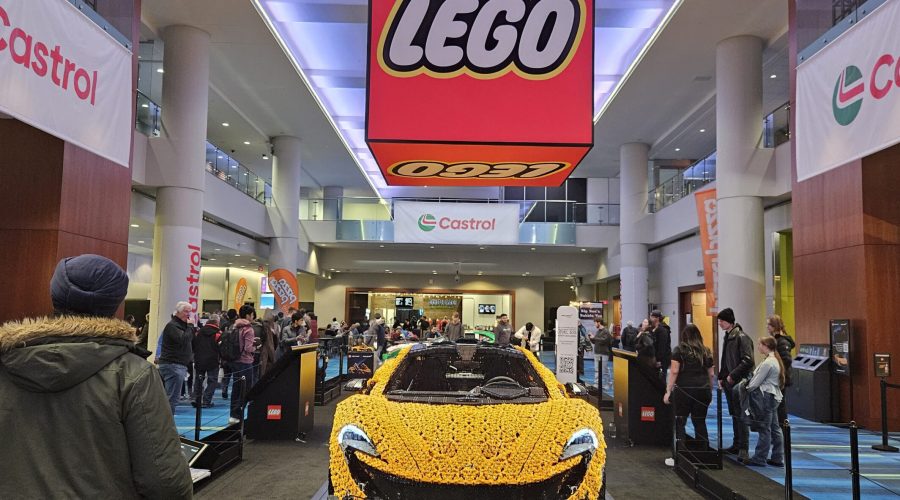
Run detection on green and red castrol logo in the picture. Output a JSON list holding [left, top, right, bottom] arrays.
[[833, 53, 900, 126], [417, 213, 496, 232]]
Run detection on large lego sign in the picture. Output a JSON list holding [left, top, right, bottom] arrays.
[[367, 0, 594, 186]]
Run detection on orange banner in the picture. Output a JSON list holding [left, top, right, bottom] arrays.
[[269, 268, 300, 314], [694, 189, 718, 315], [233, 277, 248, 310]]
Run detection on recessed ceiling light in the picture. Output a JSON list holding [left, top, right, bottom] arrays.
[[210, 258, 216, 261], [241, 266, 246, 268], [243, 141, 250, 145], [432, 271, 437, 274], [137, 240, 145, 244], [251, 258, 256, 262], [217, 155, 223, 159], [141, 104, 149, 108], [156, 68, 164, 74], [479, 246, 485, 250], [379, 244, 385, 248], [530, 247, 536, 251], [560, 279, 564, 282], [525, 272, 530, 275], [262, 154, 269, 160], [699, 129, 706, 133], [227, 262, 233, 265], [215, 248, 221, 251], [770, 74, 777, 79], [675, 148, 681, 152], [234, 254, 240, 257], [581, 248, 586, 252], [222, 122, 229, 127], [429, 245, 434, 249], [335, 270, 341, 273], [329, 268, 335, 271], [522, 273, 527, 277], [130, 224, 139, 228]]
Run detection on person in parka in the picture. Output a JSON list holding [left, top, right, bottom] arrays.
[[716, 307, 755, 461], [0, 254, 193, 500]]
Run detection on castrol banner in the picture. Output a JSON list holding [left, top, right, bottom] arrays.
[[233, 277, 249, 310], [268, 268, 300, 314], [394, 201, 518, 244], [797, 0, 900, 181], [694, 189, 718, 315], [367, 0, 594, 186], [0, 0, 132, 167]]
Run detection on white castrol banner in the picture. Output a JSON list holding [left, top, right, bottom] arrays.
[[797, 0, 900, 181], [394, 201, 519, 245], [0, 0, 132, 167]]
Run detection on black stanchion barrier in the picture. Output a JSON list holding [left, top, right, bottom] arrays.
[[872, 379, 900, 453], [238, 376, 247, 459], [850, 421, 861, 500], [716, 387, 723, 461], [194, 391, 203, 442], [783, 419, 793, 500]]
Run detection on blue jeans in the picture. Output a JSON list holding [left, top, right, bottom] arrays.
[[751, 392, 784, 464], [228, 362, 255, 419], [594, 354, 611, 387], [158, 363, 188, 415]]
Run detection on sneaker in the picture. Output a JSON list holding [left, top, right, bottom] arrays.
[[766, 459, 784, 467], [743, 459, 767, 467], [737, 450, 750, 462], [228, 417, 240, 425]]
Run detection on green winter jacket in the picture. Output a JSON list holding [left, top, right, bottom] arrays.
[[0, 316, 193, 500]]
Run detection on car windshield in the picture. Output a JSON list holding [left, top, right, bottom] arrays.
[[384, 344, 549, 404]]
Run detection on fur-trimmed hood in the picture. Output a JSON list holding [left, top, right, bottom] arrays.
[[0, 316, 139, 393]]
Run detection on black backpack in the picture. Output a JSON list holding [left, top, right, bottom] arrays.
[[219, 326, 243, 362]]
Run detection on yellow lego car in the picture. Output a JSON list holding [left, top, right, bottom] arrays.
[[329, 342, 606, 499]]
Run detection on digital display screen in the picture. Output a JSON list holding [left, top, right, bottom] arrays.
[[260, 293, 275, 309], [478, 304, 496, 315], [395, 296, 414, 309]]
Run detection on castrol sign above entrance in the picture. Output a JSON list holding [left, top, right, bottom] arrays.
[[367, 0, 594, 187]]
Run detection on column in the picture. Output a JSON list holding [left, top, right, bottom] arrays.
[[619, 142, 650, 325], [323, 186, 343, 220], [148, 26, 210, 355], [715, 35, 765, 344], [268, 136, 302, 301]]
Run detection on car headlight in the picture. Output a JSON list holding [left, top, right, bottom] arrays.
[[337, 424, 379, 458], [559, 428, 598, 462]]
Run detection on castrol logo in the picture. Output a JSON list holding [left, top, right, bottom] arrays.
[[378, 0, 587, 79]]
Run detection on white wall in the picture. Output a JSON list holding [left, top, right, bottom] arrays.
[[314, 273, 545, 331]]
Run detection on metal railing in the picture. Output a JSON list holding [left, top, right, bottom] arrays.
[[135, 90, 160, 137], [205, 142, 272, 205], [649, 101, 790, 213], [300, 197, 620, 225]]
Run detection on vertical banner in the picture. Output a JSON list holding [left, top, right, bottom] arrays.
[[233, 277, 249, 310], [268, 268, 300, 314], [556, 306, 579, 384], [694, 189, 718, 315]]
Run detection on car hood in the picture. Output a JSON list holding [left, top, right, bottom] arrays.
[[332, 394, 604, 485]]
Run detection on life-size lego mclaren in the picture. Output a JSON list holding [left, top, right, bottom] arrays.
[[329, 341, 606, 499]]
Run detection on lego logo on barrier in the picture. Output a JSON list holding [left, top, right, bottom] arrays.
[[378, 0, 587, 80], [640, 406, 655, 422], [267, 405, 282, 420]]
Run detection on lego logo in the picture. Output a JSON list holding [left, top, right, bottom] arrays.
[[640, 406, 655, 422], [388, 160, 571, 179], [378, 0, 587, 79], [267, 405, 282, 420]]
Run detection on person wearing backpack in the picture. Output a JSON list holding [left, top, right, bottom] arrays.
[[767, 314, 795, 425], [224, 305, 257, 424], [192, 314, 221, 408]]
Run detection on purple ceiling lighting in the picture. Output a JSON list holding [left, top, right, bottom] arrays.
[[254, 0, 682, 195]]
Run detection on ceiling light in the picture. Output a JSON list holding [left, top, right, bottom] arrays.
[[262, 154, 269, 160], [675, 148, 681, 152], [156, 68, 164, 74], [215, 248, 221, 251], [210, 258, 216, 261], [530, 247, 536, 251], [429, 245, 434, 249], [560, 279, 564, 282], [379, 244, 385, 248], [141, 104, 148, 108], [227, 262, 233, 265], [222, 122, 229, 127], [479, 246, 485, 250], [329, 268, 335, 271], [137, 240, 145, 244], [521, 273, 527, 277], [581, 248, 587, 252], [241, 266, 246, 268], [251, 258, 257, 262], [335, 270, 341, 273], [234, 254, 240, 257], [243, 141, 250, 145], [130, 224, 139, 228], [770, 74, 777, 79], [699, 129, 705, 133], [217, 155, 223, 159]]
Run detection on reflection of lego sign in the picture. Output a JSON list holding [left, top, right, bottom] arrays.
[[367, 0, 594, 187], [640, 407, 655, 422], [267, 405, 282, 420]]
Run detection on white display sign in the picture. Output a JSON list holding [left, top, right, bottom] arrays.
[[394, 201, 519, 245], [0, 0, 132, 167], [796, 0, 900, 181], [555, 305, 579, 384]]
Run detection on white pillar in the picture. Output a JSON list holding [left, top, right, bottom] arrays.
[[619, 142, 650, 326], [323, 186, 343, 220], [716, 35, 766, 344], [148, 26, 210, 357], [269, 136, 302, 276]]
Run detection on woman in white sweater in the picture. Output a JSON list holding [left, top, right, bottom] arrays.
[[743, 336, 786, 467]]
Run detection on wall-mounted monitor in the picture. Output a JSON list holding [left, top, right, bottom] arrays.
[[395, 296, 414, 309], [478, 304, 496, 315], [260, 293, 275, 309]]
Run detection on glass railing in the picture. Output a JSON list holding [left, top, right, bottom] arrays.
[[205, 142, 272, 205], [135, 90, 160, 137], [764, 102, 790, 148], [300, 197, 620, 225], [650, 151, 717, 213]]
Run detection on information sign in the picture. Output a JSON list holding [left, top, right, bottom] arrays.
[[555, 306, 579, 384], [874, 353, 891, 378], [830, 319, 851, 376]]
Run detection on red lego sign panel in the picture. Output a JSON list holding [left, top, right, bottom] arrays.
[[367, 0, 594, 186]]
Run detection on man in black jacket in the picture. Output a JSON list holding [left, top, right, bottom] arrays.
[[716, 307, 755, 459], [621, 321, 638, 351], [193, 314, 221, 407], [158, 301, 194, 415], [650, 311, 672, 381]]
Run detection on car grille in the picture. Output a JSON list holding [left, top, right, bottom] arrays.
[[342, 453, 590, 500]]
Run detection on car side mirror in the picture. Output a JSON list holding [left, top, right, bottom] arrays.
[[565, 382, 588, 398], [344, 378, 367, 393]]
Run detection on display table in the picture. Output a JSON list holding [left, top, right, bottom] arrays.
[[611, 348, 672, 446], [245, 343, 317, 440]]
